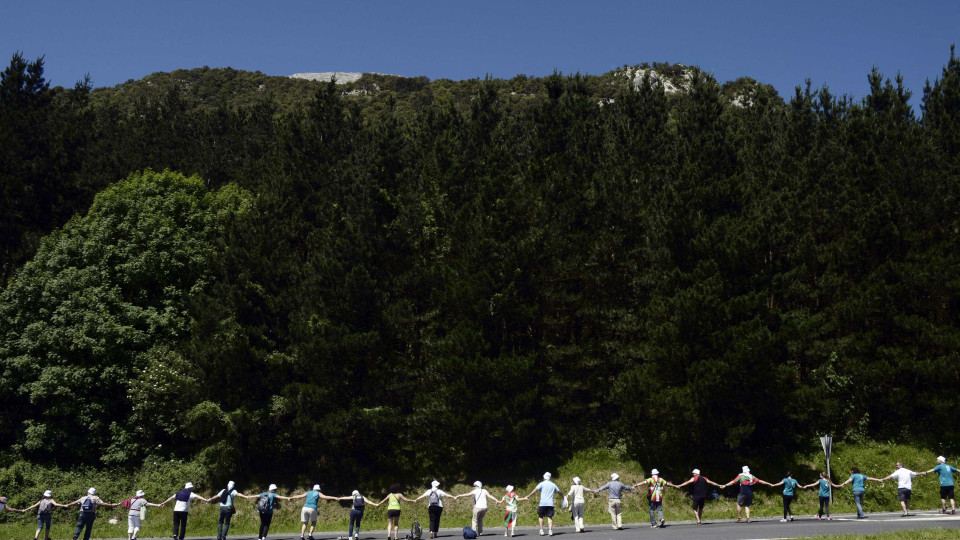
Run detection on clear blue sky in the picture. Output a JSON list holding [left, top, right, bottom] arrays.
[[3, 0, 958, 105]]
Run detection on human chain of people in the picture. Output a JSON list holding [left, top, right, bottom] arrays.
[[1, 456, 957, 540]]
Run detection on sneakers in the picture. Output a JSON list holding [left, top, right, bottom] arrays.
[[746, 518, 750, 523], [789, 516, 794, 521], [650, 524, 658, 528], [941, 509, 948, 514], [779, 518, 787, 522], [659, 519, 665, 528], [539, 530, 544, 536], [504, 533, 507, 537], [548, 531, 553, 536], [826, 517, 831, 521], [735, 517, 741, 523]]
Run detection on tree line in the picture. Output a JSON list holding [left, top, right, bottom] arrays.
[[1, 48, 959, 491]]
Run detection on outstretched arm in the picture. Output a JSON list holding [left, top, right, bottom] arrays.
[[236, 493, 256, 500]]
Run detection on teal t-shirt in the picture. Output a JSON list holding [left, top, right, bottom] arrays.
[[850, 473, 867, 492], [782, 478, 798, 496], [934, 464, 958, 487], [259, 492, 278, 513], [818, 478, 831, 498], [304, 490, 321, 509]]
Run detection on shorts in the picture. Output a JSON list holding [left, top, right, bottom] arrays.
[[301, 506, 319, 524], [691, 497, 705, 513], [387, 509, 401, 519], [537, 506, 555, 519], [37, 513, 52, 531], [737, 493, 753, 507], [897, 488, 911, 501], [941, 486, 955, 499]]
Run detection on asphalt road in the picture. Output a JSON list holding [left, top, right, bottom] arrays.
[[132, 510, 960, 540]]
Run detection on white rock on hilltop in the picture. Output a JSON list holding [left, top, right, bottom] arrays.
[[620, 67, 693, 94], [290, 72, 370, 84]]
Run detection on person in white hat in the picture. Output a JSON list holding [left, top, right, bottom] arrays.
[[721, 466, 771, 523], [635, 469, 674, 528], [924, 456, 958, 514], [289, 483, 339, 540], [455, 481, 498, 536], [68, 487, 118, 540], [160, 482, 212, 540], [565, 477, 592, 532], [672, 469, 723, 525], [415, 480, 454, 538], [23, 490, 69, 540], [125, 489, 162, 540], [255, 483, 296, 540], [498, 485, 526, 537], [524, 473, 561, 536], [336, 489, 381, 540], [592, 473, 633, 530]]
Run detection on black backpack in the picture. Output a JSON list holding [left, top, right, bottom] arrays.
[[353, 494, 365, 509]]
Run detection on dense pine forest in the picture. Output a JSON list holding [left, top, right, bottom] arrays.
[[1, 48, 959, 491]]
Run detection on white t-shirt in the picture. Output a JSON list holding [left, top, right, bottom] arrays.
[[423, 489, 447, 508], [567, 485, 586, 504], [891, 468, 917, 489], [173, 492, 202, 512], [470, 488, 489, 509]]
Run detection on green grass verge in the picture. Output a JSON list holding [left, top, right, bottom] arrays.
[[808, 529, 958, 539], [0, 442, 953, 539]]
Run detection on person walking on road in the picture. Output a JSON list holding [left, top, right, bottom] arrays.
[[377, 484, 415, 540], [593, 473, 633, 530], [802, 472, 834, 520], [878, 462, 927, 516], [69, 488, 117, 540], [769, 471, 803, 522], [672, 469, 722, 525], [722, 466, 771, 523], [256, 484, 294, 540], [22, 490, 69, 540], [416, 480, 454, 539], [210, 481, 256, 540], [924, 456, 958, 514], [290, 484, 340, 540], [161, 482, 210, 540], [498, 485, 525, 537], [835, 467, 879, 519], [455, 481, 498, 536], [124, 489, 163, 540], [525, 472, 561, 536], [635, 469, 669, 528], [565, 477, 592, 533], [338, 489, 380, 540]]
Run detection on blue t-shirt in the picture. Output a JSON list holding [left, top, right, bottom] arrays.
[[304, 490, 321, 509], [782, 478, 798, 496], [818, 478, 831, 498], [259, 492, 278, 513], [218, 489, 238, 507], [850, 473, 867, 492], [934, 464, 958, 487], [535, 481, 560, 507]]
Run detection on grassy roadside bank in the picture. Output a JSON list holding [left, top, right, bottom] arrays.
[[0, 443, 953, 539]]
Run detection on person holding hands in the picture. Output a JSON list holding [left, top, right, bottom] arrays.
[[835, 467, 880, 519], [672, 469, 723, 525], [23, 490, 70, 540], [455, 481, 499, 536], [69, 488, 117, 540], [722, 466, 771, 523]]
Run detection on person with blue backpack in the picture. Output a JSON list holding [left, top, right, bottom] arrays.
[[68, 488, 117, 540], [337, 490, 381, 540]]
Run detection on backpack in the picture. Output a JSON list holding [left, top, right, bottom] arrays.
[[411, 520, 422, 540], [353, 494, 365, 509], [81, 496, 96, 513], [121, 498, 133, 509], [256, 493, 272, 513], [38, 499, 54, 515], [428, 489, 440, 506], [462, 527, 478, 539]]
